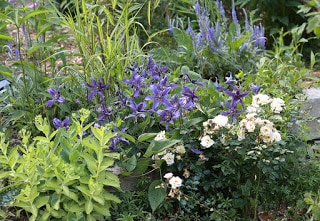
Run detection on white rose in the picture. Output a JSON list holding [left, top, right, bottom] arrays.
[[212, 115, 229, 127], [252, 94, 271, 106], [162, 153, 175, 166], [155, 131, 166, 140], [237, 128, 246, 141], [169, 176, 183, 189], [175, 145, 186, 154], [245, 121, 256, 133], [164, 172, 173, 179], [200, 135, 215, 148]]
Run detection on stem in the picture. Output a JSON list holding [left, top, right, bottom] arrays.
[[253, 169, 261, 220]]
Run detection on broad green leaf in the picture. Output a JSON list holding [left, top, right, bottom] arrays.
[[62, 185, 78, 202], [82, 153, 98, 174], [148, 180, 167, 212], [8, 146, 19, 169], [138, 133, 157, 142], [311, 51, 316, 69], [99, 158, 114, 172], [314, 26, 320, 37], [77, 185, 91, 197], [134, 158, 150, 174], [103, 172, 120, 189], [125, 155, 136, 172], [63, 201, 84, 213], [34, 196, 49, 208], [104, 152, 120, 160], [82, 137, 99, 152], [118, 132, 135, 143], [49, 193, 60, 210], [85, 200, 93, 214], [93, 203, 111, 217], [92, 195, 104, 205], [183, 117, 205, 128], [0, 64, 12, 77], [144, 139, 180, 157], [307, 15, 320, 33]]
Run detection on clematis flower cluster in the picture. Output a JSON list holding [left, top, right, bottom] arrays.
[[121, 57, 201, 130]]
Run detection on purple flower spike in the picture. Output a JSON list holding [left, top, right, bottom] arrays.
[[53, 117, 70, 130], [216, 0, 225, 18], [85, 77, 108, 100], [46, 86, 65, 108]]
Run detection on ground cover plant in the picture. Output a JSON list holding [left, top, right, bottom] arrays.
[[0, 0, 320, 220]]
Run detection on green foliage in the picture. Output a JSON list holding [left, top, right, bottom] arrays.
[[0, 111, 121, 220], [148, 180, 167, 212]]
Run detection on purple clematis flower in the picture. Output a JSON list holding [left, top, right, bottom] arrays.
[[122, 70, 144, 97], [221, 100, 243, 122], [85, 77, 108, 100], [125, 98, 148, 120], [53, 117, 70, 130], [225, 72, 237, 85], [214, 78, 225, 92], [181, 86, 199, 110], [46, 86, 65, 108], [157, 109, 180, 130], [96, 102, 113, 122], [225, 86, 249, 109], [165, 95, 184, 113], [146, 57, 169, 82], [145, 84, 171, 111], [159, 75, 178, 90]]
